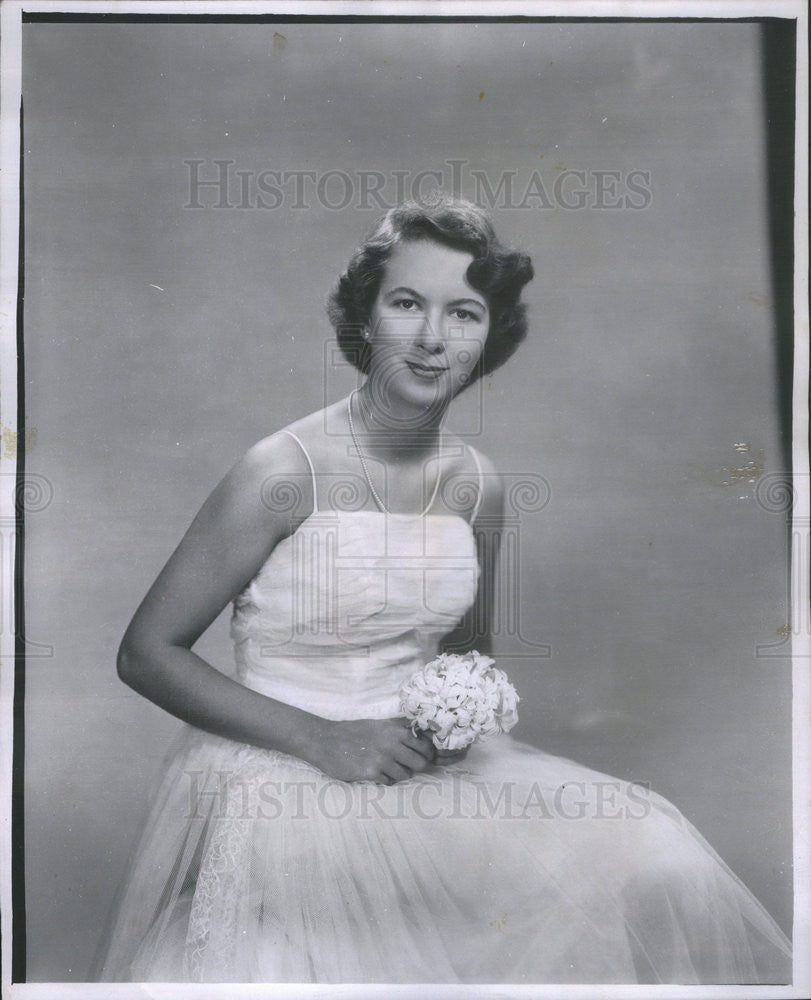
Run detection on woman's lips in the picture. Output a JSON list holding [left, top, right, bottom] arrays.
[[406, 360, 450, 379]]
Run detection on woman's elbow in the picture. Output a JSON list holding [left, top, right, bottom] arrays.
[[116, 634, 141, 688], [116, 630, 161, 692]]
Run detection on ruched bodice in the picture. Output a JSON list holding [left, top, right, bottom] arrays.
[[231, 511, 479, 720]]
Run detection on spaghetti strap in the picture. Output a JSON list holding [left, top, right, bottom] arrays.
[[468, 444, 485, 524], [281, 429, 319, 513]]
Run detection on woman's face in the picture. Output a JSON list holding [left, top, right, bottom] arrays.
[[365, 238, 490, 416]]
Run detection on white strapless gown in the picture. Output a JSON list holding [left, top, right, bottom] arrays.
[[98, 511, 791, 983]]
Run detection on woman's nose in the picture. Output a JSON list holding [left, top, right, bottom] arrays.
[[415, 314, 445, 354]]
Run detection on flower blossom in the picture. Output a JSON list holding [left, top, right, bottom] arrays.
[[399, 651, 519, 751]]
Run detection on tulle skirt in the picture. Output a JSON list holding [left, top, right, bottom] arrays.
[[97, 727, 791, 983]]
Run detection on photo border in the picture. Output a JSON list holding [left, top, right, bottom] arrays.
[[1, 2, 807, 997]]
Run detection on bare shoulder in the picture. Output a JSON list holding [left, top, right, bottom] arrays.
[[238, 427, 312, 478], [465, 445, 500, 482], [468, 446, 504, 522], [443, 435, 504, 524], [210, 427, 317, 530]]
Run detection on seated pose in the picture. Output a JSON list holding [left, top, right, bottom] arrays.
[[98, 198, 791, 983]]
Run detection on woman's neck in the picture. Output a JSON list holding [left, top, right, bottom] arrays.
[[350, 384, 447, 460]]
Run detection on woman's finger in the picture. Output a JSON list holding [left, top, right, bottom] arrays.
[[381, 761, 412, 784], [394, 745, 431, 772], [435, 750, 467, 765], [400, 729, 436, 761]]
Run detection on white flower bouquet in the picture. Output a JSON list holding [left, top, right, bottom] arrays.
[[399, 650, 519, 751]]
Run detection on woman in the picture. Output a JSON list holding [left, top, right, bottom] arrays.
[[99, 198, 791, 983]]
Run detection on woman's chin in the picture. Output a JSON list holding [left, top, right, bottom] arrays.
[[396, 385, 453, 422], [362, 374, 446, 422]]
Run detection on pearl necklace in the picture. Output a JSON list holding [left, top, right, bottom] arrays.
[[347, 389, 442, 516]]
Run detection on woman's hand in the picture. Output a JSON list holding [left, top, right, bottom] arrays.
[[306, 717, 437, 784]]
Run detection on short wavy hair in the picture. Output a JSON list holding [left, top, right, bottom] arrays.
[[327, 197, 534, 385]]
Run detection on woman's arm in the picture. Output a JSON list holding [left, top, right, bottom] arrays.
[[434, 459, 504, 762], [117, 432, 435, 783], [441, 455, 505, 657]]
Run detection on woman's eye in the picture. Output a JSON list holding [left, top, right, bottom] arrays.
[[394, 298, 419, 311], [451, 308, 478, 322]]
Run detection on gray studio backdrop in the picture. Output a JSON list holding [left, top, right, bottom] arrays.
[[21, 20, 792, 980]]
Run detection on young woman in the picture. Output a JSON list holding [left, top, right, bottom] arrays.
[[98, 198, 791, 983]]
